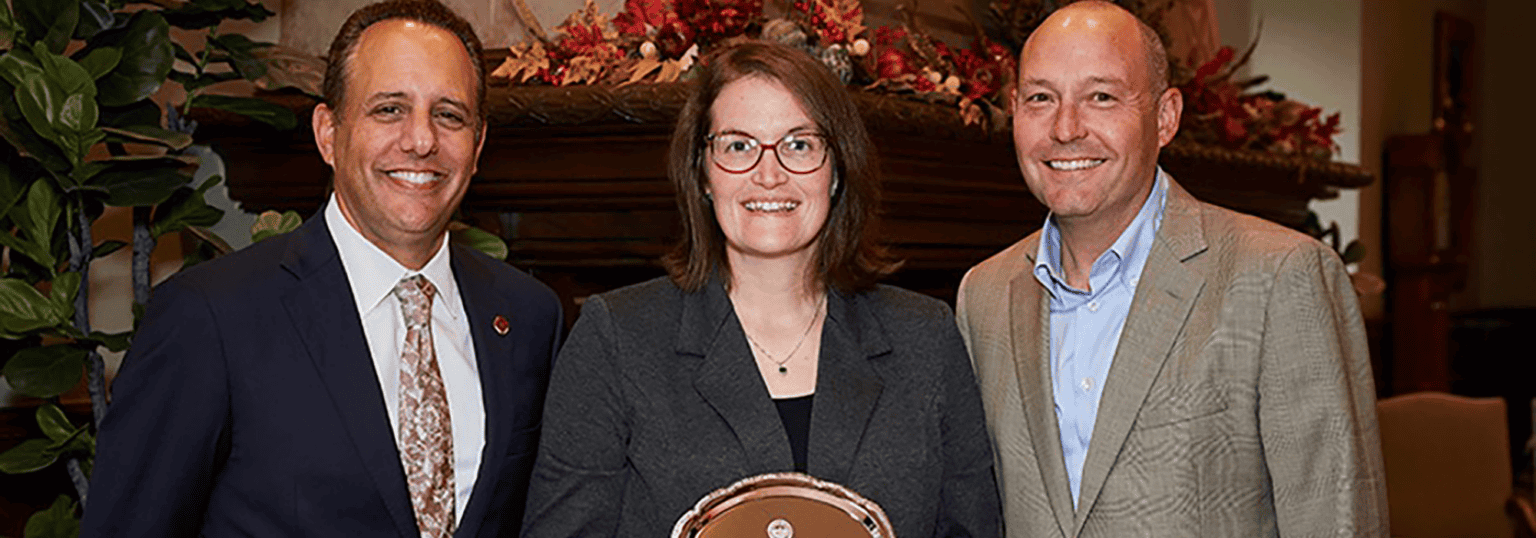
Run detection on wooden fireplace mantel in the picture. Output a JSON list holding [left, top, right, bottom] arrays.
[[203, 82, 1372, 307]]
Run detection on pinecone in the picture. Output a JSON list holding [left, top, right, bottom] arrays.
[[819, 44, 853, 83], [762, 18, 809, 48]]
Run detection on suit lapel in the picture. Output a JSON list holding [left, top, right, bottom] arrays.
[[1009, 248, 1076, 538], [687, 280, 796, 473], [449, 249, 511, 538], [806, 290, 887, 485], [1071, 181, 1208, 533], [279, 217, 418, 538]]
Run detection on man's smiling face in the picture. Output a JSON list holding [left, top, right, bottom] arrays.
[[314, 18, 484, 266], [1011, 2, 1180, 229]]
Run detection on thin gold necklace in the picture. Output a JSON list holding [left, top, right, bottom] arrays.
[[742, 294, 826, 375]]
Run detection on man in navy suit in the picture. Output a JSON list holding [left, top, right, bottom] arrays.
[[81, 1, 562, 536]]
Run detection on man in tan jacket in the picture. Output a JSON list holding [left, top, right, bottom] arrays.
[[955, 2, 1388, 536]]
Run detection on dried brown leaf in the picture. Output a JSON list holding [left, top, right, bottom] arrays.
[[625, 58, 664, 85], [655, 58, 685, 83], [959, 97, 984, 126], [562, 56, 608, 85], [492, 42, 550, 83]]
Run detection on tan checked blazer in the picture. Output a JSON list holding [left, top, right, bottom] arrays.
[[956, 176, 1388, 537]]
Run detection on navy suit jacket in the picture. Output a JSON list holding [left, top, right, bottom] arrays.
[[81, 215, 562, 537]]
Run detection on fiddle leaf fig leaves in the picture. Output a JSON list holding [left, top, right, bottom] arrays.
[[0, 278, 68, 336], [0, 160, 22, 218], [150, 174, 225, 237], [0, 179, 61, 270], [48, 272, 82, 312], [87, 155, 197, 207], [0, 439, 59, 474], [161, 0, 274, 30], [75, 46, 123, 81], [22, 496, 80, 537], [36, 403, 79, 444], [10, 42, 103, 167], [85, 330, 132, 352], [93, 11, 173, 107], [251, 210, 302, 243], [1, 344, 86, 398], [451, 224, 509, 261], [0, 48, 44, 87], [0, 0, 298, 491], [20, 178, 61, 263], [13, 0, 78, 54], [208, 33, 270, 80], [0, 2, 18, 52], [0, 230, 53, 274], [74, 1, 117, 41], [189, 94, 296, 130], [101, 125, 192, 150], [91, 239, 126, 259]]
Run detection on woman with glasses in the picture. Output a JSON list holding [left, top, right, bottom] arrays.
[[521, 42, 1001, 537]]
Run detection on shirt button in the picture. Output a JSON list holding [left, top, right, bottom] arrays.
[[1087, 301, 1100, 312], [1081, 377, 1094, 391]]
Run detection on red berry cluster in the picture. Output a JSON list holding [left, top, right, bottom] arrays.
[[792, 0, 854, 45]]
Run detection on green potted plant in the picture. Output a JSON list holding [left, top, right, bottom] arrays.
[[0, 0, 300, 533]]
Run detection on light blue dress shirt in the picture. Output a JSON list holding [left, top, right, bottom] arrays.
[[1031, 169, 1168, 508]]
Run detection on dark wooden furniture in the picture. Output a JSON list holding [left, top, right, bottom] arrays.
[[1381, 12, 1478, 395], [206, 83, 1372, 321]]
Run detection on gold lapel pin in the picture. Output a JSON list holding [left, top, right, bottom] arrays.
[[493, 314, 510, 336]]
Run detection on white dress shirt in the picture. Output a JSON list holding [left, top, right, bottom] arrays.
[[325, 196, 484, 523]]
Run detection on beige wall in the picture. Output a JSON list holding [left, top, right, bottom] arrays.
[[1473, 0, 1536, 308], [1355, 0, 1534, 311], [1218, 0, 1536, 315], [1215, 0, 1373, 311], [1357, 0, 1483, 317], [279, 0, 525, 56]]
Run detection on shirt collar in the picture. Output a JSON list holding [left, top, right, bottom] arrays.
[[325, 194, 460, 320], [1032, 168, 1169, 297]]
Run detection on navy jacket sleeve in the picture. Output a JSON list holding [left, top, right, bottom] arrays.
[[81, 276, 230, 537]]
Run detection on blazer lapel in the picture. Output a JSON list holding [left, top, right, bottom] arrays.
[[449, 248, 513, 538], [686, 280, 796, 473], [279, 216, 418, 538], [1009, 248, 1076, 538], [806, 289, 887, 485], [1071, 181, 1208, 533]]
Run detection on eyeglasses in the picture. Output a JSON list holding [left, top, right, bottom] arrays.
[[706, 131, 830, 174]]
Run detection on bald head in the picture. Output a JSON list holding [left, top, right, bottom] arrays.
[[1023, 1, 1169, 95], [1009, 0, 1183, 237]]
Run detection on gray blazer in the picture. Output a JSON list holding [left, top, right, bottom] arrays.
[[956, 177, 1387, 537], [522, 276, 1001, 537]]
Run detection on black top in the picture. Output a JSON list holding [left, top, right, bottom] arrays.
[[773, 394, 814, 472]]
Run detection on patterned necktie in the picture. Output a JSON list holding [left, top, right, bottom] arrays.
[[393, 275, 456, 538]]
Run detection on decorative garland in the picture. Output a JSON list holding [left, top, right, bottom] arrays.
[[493, 0, 1343, 159], [493, 0, 1017, 129]]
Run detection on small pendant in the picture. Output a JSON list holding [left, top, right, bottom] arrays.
[[778, 366, 788, 374]]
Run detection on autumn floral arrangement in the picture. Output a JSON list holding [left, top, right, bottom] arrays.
[[1175, 43, 1342, 161], [492, 0, 1017, 127], [494, 0, 1344, 156]]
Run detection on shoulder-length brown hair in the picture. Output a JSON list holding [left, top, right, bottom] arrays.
[[663, 41, 899, 293]]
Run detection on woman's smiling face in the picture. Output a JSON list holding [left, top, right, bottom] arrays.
[[706, 75, 834, 267]]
